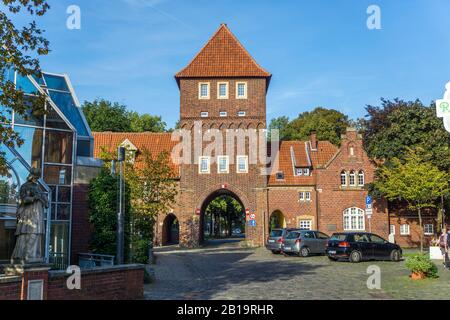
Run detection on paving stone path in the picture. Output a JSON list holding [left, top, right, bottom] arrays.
[[144, 242, 450, 300]]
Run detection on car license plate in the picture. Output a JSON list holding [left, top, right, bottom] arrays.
[[329, 250, 336, 255], [268, 240, 275, 243], [284, 247, 291, 251]]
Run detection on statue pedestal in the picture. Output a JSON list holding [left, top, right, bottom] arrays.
[[4, 263, 51, 300]]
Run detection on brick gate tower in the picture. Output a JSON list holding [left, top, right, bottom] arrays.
[[174, 24, 272, 247]]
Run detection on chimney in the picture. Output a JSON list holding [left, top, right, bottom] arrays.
[[310, 130, 318, 150]]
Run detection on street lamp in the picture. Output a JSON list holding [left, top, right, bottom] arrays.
[[116, 146, 126, 265]]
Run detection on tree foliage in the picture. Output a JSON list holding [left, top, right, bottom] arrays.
[[360, 99, 450, 171], [0, 0, 50, 174], [82, 99, 167, 133], [93, 147, 178, 263], [88, 169, 131, 256], [268, 107, 352, 145], [373, 148, 450, 252], [205, 195, 244, 238]]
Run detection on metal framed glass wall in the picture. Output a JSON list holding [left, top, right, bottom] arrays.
[[0, 71, 91, 268]]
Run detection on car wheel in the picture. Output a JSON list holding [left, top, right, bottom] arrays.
[[300, 247, 310, 257], [349, 250, 362, 263], [271, 250, 280, 255], [390, 249, 401, 262]]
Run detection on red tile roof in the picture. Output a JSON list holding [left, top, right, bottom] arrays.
[[268, 141, 338, 186], [175, 24, 271, 79], [92, 132, 180, 177]]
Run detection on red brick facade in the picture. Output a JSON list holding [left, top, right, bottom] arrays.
[[0, 265, 144, 300], [90, 24, 437, 249]]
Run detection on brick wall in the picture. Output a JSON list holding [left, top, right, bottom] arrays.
[[316, 129, 389, 238], [0, 265, 144, 300], [0, 277, 21, 300], [71, 183, 93, 264]]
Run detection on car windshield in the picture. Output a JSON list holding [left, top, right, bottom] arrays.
[[286, 232, 300, 239], [269, 230, 283, 237], [330, 234, 347, 241]]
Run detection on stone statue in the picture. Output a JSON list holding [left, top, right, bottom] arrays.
[[11, 168, 48, 264]]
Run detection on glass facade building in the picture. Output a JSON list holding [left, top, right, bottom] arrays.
[[0, 71, 94, 267]]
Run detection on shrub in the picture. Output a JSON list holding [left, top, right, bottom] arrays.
[[405, 254, 439, 279]]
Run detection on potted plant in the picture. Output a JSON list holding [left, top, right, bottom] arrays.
[[405, 254, 439, 280]]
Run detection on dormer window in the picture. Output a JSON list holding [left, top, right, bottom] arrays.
[[217, 82, 228, 99], [295, 168, 310, 176], [199, 83, 210, 99]]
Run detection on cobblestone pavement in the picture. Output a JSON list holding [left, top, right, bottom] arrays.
[[144, 242, 450, 300]]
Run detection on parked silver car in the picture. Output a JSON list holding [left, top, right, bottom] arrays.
[[266, 228, 300, 254], [281, 230, 330, 257]]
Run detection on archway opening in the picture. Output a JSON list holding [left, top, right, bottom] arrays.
[[162, 214, 179, 245], [201, 190, 245, 244], [269, 210, 286, 231]]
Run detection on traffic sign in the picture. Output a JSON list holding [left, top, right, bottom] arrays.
[[366, 204, 372, 210], [249, 213, 256, 220], [366, 208, 373, 218], [248, 220, 257, 227], [366, 196, 372, 206]]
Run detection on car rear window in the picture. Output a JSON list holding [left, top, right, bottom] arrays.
[[330, 234, 347, 241], [269, 230, 283, 237], [286, 232, 300, 239]]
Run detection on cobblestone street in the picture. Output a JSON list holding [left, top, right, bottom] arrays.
[[145, 241, 450, 300]]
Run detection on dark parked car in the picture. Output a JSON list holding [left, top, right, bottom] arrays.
[[266, 228, 299, 254], [281, 230, 330, 257], [326, 232, 402, 263]]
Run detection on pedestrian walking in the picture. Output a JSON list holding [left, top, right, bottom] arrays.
[[439, 227, 449, 269]]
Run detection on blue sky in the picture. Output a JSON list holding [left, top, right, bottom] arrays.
[[8, 0, 450, 128]]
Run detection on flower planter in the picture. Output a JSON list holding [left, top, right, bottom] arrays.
[[410, 271, 426, 280]]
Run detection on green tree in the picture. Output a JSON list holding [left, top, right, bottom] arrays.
[[373, 148, 450, 252], [268, 108, 352, 145], [82, 99, 131, 132], [97, 147, 178, 263], [88, 169, 131, 256], [0, 0, 50, 174], [129, 112, 166, 133], [360, 98, 450, 171], [205, 196, 243, 238], [268, 116, 290, 141]]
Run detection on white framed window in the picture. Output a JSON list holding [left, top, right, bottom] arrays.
[[390, 225, 396, 235], [217, 156, 229, 174], [303, 168, 310, 176], [305, 192, 311, 202], [199, 156, 210, 174], [199, 82, 210, 99], [340, 171, 347, 186], [217, 82, 229, 99], [219, 111, 228, 117], [295, 168, 303, 176], [236, 82, 247, 99], [200, 111, 209, 118], [343, 207, 365, 231], [349, 171, 356, 186], [299, 220, 312, 231], [238, 111, 246, 117], [299, 192, 305, 201], [400, 224, 410, 236], [358, 171, 365, 186], [237, 155, 248, 173], [424, 224, 434, 235]]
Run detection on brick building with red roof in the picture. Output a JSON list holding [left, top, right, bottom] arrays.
[[90, 24, 407, 249]]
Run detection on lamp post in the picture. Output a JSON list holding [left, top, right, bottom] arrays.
[[116, 147, 126, 265]]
